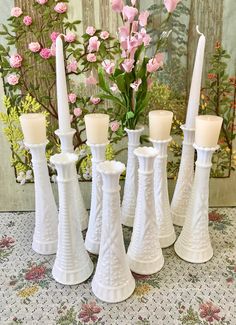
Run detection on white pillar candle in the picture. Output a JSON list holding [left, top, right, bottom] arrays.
[[56, 35, 71, 133], [20, 113, 47, 144], [185, 26, 206, 129], [149, 110, 173, 140], [195, 115, 223, 147], [85, 114, 109, 144]]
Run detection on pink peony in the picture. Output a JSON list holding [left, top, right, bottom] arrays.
[[50, 32, 60, 43], [50, 43, 56, 56], [130, 78, 142, 91], [23, 16, 32, 26], [100, 31, 110, 40], [67, 60, 78, 73], [90, 97, 101, 105], [110, 121, 120, 132], [39, 48, 51, 59], [54, 2, 67, 14], [112, 0, 124, 12], [74, 107, 82, 117], [28, 42, 41, 53], [88, 36, 100, 52], [86, 26, 96, 36], [11, 7, 22, 17], [122, 58, 134, 73], [146, 53, 164, 73], [102, 60, 115, 74], [87, 53, 97, 62], [164, 0, 181, 13], [36, 0, 48, 4], [85, 74, 97, 85], [9, 54, 23, 68], [123, 6, 138, 23], [7, 74, 19, 85], [68, 93, 77, 104], [139, 11, 149, 27], [65, 32, 76, 43]]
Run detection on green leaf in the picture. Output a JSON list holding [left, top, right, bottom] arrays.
[[98, 67, 109, 92], [126, 111, 134, 119]]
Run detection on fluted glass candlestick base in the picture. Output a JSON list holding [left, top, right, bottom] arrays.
[[174, 144, 219, 264], [26, 141, 58, 255], [151, 138, 176, 248], [85, 142, 108, 255], [171, 125, 195, 226]]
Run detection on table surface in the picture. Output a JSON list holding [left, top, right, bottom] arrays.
[[0, 208, 236, 325]]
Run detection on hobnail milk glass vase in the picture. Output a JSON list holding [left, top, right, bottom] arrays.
[[121, 127, 144, 227], [174, 144, 219, 263], [50, 153, 93, 285], [92, 161, 135, 303], [127, 147, 164, 275]]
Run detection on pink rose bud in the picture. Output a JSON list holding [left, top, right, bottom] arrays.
[[130, 78, 142, 92], [36, 0, 48, 4], [85, 74, 97, 85], [121, 58, 134, 73], [7, 74, 19, 85], [110, 83, 119, 92], [112, 0, 124, 12], [68, 93, 77, 104], [118, 25, 130, 42], [100, 31, 110, 40], [164, 0, 181, 13], [54, 2, 67, 14], [131, 21, 139, 33], [90, 97, 101, 105], [74, 107, 82, 117], [86, 26, 96, 36], [131, 0, 136, 5], [28, 42, 41, 53], [88, 36, 100, 52], [139, 11, 149, 27], [11, 7, 22, 17], [50, 32, 60, 43], [123, 5, 138, 23], [9, 54, 23, 68], [23, 16, 32, 26], [67, 60, 78, 73], [140, 28, 151, 46], [110, 121, 120, 132], [87, 53, 97, 62], [147, 53, 164, 73], [65, 32, 76, 43], [102, 60, 115, 74], [50, 43, 56, 56], [39, 48, 51, 59]]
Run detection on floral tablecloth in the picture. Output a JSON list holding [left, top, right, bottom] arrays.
[[0, 208, 236, 325]]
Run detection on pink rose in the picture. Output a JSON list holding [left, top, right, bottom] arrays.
[[102, 60, 115, 74], [123, 6, 138, 23], [28, 42, 41, 53], [36, 0, 48, 4], [85, 74, 97, 85], [130, 78, 142, 91], [110, 121, 120, 132], [112, 0, 124, 12], [90, 97, 101, 105], [65, 32, 76, 43], [9, 54, 23, 68], [50, 32, 60, 43], [86, 26, 96, 36], [100, 31, 110, 40], [87, 53, 97, 62], [7, 74, 19, 85], [139, 11, 149, 27], [88, 36, 100, 52], [118, 25, 130, 42], [122, 58, 134, 73], [39, 48, 51, 59], [164, 0, 181, 13], [23, 16, 32, 26], [54, 2, 67, 14], [68, 93, 77, 104], [50, 43, 56, 56], [147, 53, 164, 73], [11, 7, 22, 17], [74, 107, 82, 117], [67, 60, 78, 73]]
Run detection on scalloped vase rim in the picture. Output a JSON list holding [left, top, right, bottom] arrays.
[[97, 160, 125, 175], [50, 152, 78, 165]]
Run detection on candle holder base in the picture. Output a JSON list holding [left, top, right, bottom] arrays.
[[32, 239, 57, 256], [174, 240, 213, 264], [159, 231, 176, 249], [128, 254, 164, 275], [171, 213, 186, 228]]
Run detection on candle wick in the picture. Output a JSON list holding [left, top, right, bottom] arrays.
[[196, 25, 203, 36]]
